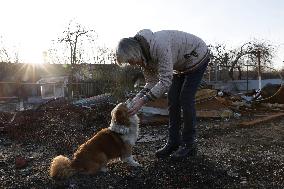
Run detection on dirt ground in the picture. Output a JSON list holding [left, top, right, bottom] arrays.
[[0, 99, 283, 189]]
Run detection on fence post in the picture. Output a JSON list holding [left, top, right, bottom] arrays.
[[257, 50, 262, 90]]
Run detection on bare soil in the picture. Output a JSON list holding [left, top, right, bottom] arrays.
[[0, 99, 283, 189]]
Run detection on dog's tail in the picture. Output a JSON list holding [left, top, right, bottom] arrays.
[[49, 155, 75, 180]]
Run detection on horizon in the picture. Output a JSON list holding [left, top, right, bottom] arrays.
[[0, 0, 283, 69]]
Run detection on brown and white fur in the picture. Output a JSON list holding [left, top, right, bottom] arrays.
[[49, 102, 140, 180]]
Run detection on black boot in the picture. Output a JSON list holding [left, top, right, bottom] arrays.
[[170, 143, 197, 160], [155, 143, 180, 158]]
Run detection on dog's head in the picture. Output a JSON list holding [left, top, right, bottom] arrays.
[[111, 102, 130, 126]]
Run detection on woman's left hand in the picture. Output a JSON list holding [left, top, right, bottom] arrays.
[[128, 98, 145, 115]]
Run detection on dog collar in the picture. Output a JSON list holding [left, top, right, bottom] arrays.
[[108, 123, 129, 135]]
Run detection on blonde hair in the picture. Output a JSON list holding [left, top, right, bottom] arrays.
[[115, 38, 145, 66]]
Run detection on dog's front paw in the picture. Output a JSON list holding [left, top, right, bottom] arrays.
[[129, 161, 142, 167], [100, 166, 108, 172], [121, 156, 142, 167]]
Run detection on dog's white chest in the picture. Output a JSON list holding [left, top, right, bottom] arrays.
[[109, 115, 139, 146], [122, 126, 139, 146]]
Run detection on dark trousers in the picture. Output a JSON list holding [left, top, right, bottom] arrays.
[[168, 59, 209, 145]]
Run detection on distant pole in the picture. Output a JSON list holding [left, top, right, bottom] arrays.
[[208, 65, 211, 82], [214, 62, 218, 81], [32, 64, 36, 83], [257, 50, 262, 90], [246, 64, 249, 92]]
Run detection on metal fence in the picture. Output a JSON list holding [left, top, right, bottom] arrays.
[[0, 80, 117, 101]]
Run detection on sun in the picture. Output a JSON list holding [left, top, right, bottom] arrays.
[[19, 45, 46, 65], [28, 61, 43, 65], [27, 52, 45, 64]]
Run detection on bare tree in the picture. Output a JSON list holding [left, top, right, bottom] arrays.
[[0, 36, 19, 63], [229, 40, 274, 80], [94, 47, 116, 64], [53, 20, 97, 97], [58, 20, 97, 64], [209, 44, 230, 68], [209, 40, 275, 80], [208, 44, 231, 81]]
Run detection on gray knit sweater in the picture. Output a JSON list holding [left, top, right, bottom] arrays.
[[135, 29, 209, 101]]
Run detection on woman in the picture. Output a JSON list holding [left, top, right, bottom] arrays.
[[116, 29, 210, 160]]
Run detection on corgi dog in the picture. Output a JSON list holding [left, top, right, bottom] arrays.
[[49, 102, 140, 180]]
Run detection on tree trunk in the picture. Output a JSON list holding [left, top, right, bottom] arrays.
[[229, 54, 244, 80], [237, 66, 242, 80]]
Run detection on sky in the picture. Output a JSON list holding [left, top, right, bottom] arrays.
[[0, 0, 284, 69]]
